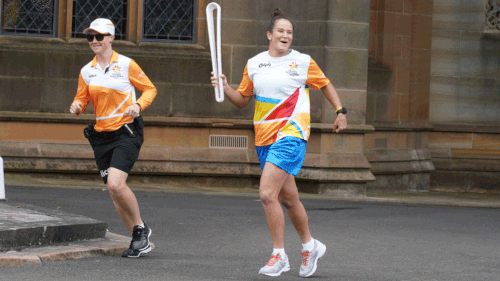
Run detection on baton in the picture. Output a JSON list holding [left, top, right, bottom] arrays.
[[206, 2, 224, 102]]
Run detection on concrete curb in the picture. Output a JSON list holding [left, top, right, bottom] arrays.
[[0, 231, 154, 266]]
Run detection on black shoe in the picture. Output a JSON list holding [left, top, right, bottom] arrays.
[[122, 223, 152, 258]]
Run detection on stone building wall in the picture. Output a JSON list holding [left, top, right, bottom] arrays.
[[0, 0, 375, 196], [366, 0, 436, 192], [429, 0, 500, 192]]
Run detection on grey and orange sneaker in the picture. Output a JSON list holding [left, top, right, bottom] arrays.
[[299, 239, 326, 277], [258, 252, 290, 277]]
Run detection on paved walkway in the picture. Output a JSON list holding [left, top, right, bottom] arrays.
[[2, 172, 500, 267]]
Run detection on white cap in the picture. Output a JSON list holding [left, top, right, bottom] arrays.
[[83, 18, 115, 35]]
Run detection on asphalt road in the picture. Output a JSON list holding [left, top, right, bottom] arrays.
[[3, 185, 500, 281]]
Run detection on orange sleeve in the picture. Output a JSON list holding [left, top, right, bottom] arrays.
[[305, 58, 330, 90], [129, 59, 157, 111], [236, 64, 254, 96], [73, 73, 91, 116]]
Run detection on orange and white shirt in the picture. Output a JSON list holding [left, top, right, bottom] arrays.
[[73, 51, 157, 132], [237, 49, 330, 146]]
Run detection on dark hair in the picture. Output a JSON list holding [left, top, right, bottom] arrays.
[[267, 8, 294, 33]]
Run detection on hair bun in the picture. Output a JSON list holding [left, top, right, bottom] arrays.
[[272, 8, 286, 19]]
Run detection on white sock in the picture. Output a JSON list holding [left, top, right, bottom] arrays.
[[272, 248, 286, 257], [302, 238, 315, 252], [138, 222, 145, 228]]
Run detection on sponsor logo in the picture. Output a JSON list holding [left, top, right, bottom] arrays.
[[259, 62, 271, 68], [100, 168, 109, 178], [286, 62, 299, 76], [89, 74, 97, 78], [110, 65, 123, 78]]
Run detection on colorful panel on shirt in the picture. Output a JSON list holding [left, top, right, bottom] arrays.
[[253, 95, 280, 122]]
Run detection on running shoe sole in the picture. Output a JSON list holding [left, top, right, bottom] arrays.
[[259, 262, 290, 277]]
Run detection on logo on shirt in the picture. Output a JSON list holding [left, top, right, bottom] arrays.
[[259, 62, 271, 68], [89, 74, 97, 78], [110, 65, 123, 79], [286, 62, 299, 76]]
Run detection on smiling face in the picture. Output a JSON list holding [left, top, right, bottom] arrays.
[[267, 19, 293, 57], [87, 30, 114, 55]]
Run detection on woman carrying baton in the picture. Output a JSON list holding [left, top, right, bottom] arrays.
[[69, 18, 157, 258], [211, 9, 347, 278]]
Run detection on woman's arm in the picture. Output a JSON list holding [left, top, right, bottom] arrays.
[[211, 73, 252, 108], [320, 82, 347, 133]]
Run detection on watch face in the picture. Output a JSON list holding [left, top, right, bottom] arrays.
[[337, 108, 347, 115]]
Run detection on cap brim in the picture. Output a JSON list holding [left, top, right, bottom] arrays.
[[83, 28, 108, 35]]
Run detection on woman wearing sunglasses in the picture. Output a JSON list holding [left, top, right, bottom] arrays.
[[69, 18, 157, 258]]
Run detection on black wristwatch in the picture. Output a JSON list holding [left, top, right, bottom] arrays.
[[336, 107, 347, 115]]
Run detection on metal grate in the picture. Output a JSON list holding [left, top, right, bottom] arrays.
[[0, 0, 56, 36], [209, 135, 248, 149], [142, 0, 196, 42], [72, 0, 127, 40]]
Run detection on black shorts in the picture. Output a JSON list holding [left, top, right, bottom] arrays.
[[86, 116, 144, 184]]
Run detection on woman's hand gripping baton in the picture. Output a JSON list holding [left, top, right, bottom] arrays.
[[206, 2, 224, 102]]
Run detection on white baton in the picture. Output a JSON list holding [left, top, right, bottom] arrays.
[[206, 2, 224, 103]]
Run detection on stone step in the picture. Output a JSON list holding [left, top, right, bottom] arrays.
[[0, 202, 107, 251]]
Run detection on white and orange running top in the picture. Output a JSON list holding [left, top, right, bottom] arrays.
[[73, 51, 157, 132], [237, 49, 330, 147]]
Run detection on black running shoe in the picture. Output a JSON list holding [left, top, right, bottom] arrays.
[[122, 223, 152, 258]]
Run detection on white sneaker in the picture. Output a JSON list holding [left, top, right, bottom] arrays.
[[299, 239, 326, 278], [258, 253, 291, 277]]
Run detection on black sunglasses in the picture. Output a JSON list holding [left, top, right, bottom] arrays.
[[86, 33, 111, 42]]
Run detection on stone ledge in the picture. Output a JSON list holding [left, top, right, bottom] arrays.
[[367, 122, 434, 132], [0, 35, 211, 59], [0, 142, 375, 185], [0, 142, 371, 168], [0, 231, 134, 266], [431, 123, 500, 134], [0, 111, 374, 133], [430, 148, 500, 171], [365, 149, 435, 175], [0, 203, 107, 251], [430, 148, 500, 160], [365, 149, 432, 162]]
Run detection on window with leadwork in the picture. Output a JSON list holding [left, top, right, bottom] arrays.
[[72, 0, 127, 40], [0, 0, 57, 36], [143, 0, 196, 42]]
